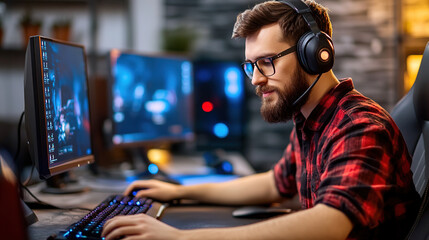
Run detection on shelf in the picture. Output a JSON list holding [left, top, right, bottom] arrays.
[[3, 0, 127, 7]]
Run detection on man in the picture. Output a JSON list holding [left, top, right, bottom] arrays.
[[101, 1, 421, 239]]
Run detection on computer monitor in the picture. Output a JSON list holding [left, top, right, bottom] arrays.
[[193, 59, 246, 152], [24, 36, 94, 188], [105, 50, 194, 180], [108, 49, 194, 146]]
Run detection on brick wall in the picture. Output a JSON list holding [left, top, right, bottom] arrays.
[[164, 0, 399, 171]]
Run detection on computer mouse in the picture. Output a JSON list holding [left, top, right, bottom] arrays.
[[232, 206, 293, 218]]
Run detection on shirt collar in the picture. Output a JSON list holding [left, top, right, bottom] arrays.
[[293, 78, 354, 132]]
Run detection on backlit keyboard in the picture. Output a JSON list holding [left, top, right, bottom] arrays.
[[58, 195, 166, 240]]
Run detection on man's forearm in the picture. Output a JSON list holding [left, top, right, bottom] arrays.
[[177, 170, 283, 205], [178, 204, 353, 240]]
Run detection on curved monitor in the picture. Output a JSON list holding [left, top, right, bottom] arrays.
[[24, 36, 94, 180], [108, 49, 194, 147]]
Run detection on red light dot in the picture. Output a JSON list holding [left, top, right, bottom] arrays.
[[202, 101, 213, 112]]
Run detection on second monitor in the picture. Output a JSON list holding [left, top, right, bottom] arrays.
[[107, 50, 194, 147]]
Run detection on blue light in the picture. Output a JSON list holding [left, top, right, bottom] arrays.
[[213, 123, 229, 138], [181, 61, 193, 94], [221, 161, 233, 174], [126, 175, 138, 183], [148, 163, 159, 175], [145, 100, 168, 114], [224, 67, 243, 99], [114, 65, 133, 87], [114, 112, 124, 122]]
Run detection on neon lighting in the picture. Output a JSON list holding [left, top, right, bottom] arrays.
[[114, 112, 124, 123], [202, 101, 214, 112], [224, 67, 243, 99], [147, 149, 170, 166], [181, 61, 193, 94], [148, 163, 159, 174], [222, 161, 233, 173], [134, 84, 145, 98], [213, 123, 229, 138], [145, 100, 167, 113]]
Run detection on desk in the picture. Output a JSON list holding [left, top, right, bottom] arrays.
[[27, 153, 262, 240]]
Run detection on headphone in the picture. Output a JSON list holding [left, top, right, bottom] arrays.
[[277, 0, 335, 75]]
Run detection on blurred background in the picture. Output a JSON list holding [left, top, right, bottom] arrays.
[[0, 0, 428, 173]]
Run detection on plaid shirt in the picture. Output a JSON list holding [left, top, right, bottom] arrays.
[[273, 79, 421, 239]]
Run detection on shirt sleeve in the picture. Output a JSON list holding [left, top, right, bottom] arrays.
[[314, 116, 407, 229], [273, 129, 298, 198]]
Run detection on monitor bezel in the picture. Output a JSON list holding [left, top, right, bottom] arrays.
[[24, 35, 95, 179], [106, 49, 195, 148]]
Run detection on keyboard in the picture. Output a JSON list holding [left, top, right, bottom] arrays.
[[57, 195, 167, 240]]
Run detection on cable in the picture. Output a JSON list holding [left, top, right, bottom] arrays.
[[22, 158, 36, 186], [21, 184, 92, 212], [14, 111, 25, 162]]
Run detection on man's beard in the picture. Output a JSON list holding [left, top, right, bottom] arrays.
[[256, 67, 309, 123]]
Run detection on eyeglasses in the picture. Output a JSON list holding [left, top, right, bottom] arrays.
[[242, 45, 297, 79]]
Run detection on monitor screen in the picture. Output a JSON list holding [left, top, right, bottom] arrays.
[[24, 36, 94, 180], [108, 50, 194, 147], [193, 60, 246, 151]]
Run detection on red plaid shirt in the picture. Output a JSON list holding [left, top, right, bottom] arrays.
[[273, 79, 421, 239]]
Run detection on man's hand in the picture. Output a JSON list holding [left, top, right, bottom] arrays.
[[124, 180, 182, 202], [101, 214, 182, 240]]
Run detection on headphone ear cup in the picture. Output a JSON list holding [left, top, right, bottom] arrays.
[[296, 31, 334, 75]]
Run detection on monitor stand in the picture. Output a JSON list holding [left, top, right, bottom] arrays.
[[40, 172, 89, 194]]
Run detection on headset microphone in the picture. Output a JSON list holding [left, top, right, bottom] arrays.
[[277, 0, 334, 107], [292, 73, 322, 107]]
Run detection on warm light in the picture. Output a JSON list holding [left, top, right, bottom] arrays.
[[405, 55, 423, 93], [320, 50, 330, 62], [147, 149, 171, 166], [202, 101, 214, 112], [403, 3, 429, 37]]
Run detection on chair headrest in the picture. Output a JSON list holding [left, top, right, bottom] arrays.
[[413, 42, 429, 121]]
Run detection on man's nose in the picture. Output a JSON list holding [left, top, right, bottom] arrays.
[[251, 69, 268, 86]]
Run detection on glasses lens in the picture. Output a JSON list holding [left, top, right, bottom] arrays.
[[256, 58, 275, 77], [242, 62, 254, 79]]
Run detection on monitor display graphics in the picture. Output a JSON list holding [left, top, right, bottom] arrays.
[[41, 39, 92, 168]]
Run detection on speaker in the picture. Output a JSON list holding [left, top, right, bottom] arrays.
[[278, 0, 334, 75]]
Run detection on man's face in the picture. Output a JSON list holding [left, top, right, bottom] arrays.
[[245, 23, 310, 122]]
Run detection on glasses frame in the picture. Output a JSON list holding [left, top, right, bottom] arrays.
[[242, 45, 297, 79]]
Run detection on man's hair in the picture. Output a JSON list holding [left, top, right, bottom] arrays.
[[232, 0, 332, 45]]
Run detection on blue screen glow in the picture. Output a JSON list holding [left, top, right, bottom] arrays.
[[110, 51, 194, 145], [41, 39, 92, 168]]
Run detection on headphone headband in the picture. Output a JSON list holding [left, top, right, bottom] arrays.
[[277, 0, 320, 33]]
